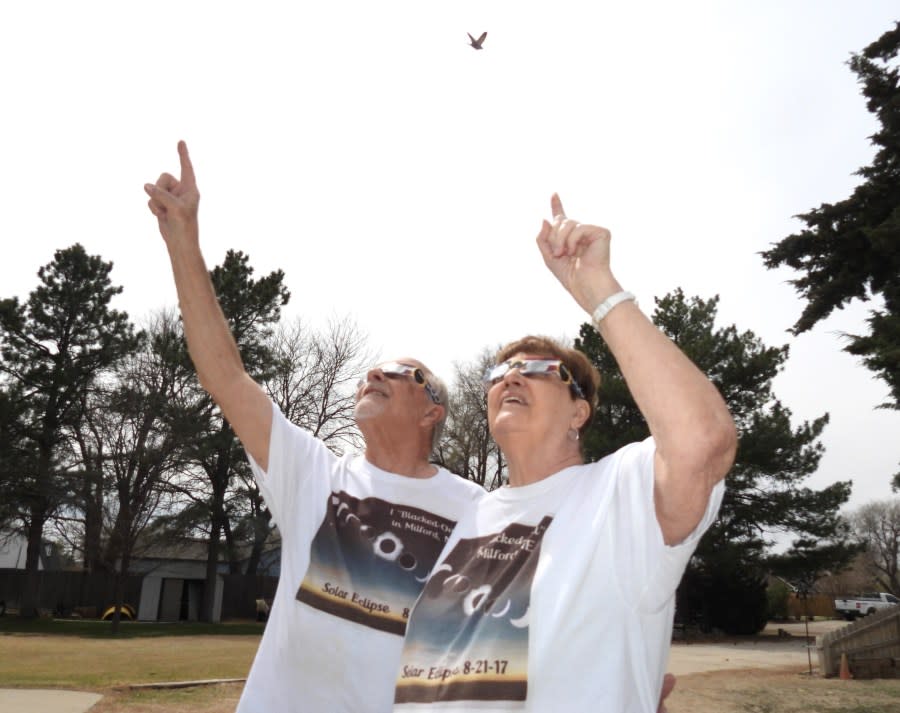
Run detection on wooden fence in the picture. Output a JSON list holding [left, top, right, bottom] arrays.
[[220, 574, 278, 620], [817, 606, 900, 678], [0, 569, 143, 617], [0, 569, 277, 620], [786, 593, 835, 619]]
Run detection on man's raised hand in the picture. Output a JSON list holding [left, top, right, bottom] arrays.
[[144, 141, 200, 247]]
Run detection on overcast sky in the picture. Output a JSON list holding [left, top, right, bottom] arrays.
[[1, 1, 897, 526]]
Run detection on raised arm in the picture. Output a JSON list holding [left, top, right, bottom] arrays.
[[536, 194, 736, 545], [144, 141, 272, 470]]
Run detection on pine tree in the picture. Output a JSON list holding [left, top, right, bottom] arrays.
[[0, 244, 138, 615], [761, 22, 900, 411]]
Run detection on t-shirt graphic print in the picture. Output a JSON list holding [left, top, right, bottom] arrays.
[[296, 490, 456, 635], [395, 516, 552, 704]]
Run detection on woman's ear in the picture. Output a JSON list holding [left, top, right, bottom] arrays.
[[571, 398, 590, 432]]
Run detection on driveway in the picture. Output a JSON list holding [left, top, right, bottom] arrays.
[[0, 689, 102, 713]]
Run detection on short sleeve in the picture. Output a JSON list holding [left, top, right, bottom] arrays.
[[639, 479, 724, 611], [608, 438, 725, 612], [246, 400, 339, 541]]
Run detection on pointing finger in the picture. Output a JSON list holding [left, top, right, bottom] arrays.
[[551, 193, 566, 220], [177, 140, 196, 187]]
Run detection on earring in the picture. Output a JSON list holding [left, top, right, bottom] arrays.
[[567, 428, 580, 442]]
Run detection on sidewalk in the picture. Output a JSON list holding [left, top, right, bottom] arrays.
[[0, 689, 102, 713]]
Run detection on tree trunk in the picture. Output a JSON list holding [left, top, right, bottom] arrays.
[[202, 513, 222, 623], [201, 451, 230, 622], [109, 548, 133, 636], [22, 512, 45, 617], [201, 423, 235, 622], [22, 408, 58, 616], [222, 517, 243, 575], [244, 511, 271, 577], [81, 472, 105, 572]]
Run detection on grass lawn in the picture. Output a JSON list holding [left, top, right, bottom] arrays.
[[0, 618, 262, 689], [0, 617, 263, 639], [2, 618, 900, 712]]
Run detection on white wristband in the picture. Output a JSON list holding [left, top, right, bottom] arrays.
[[591, 290, 636, 324]]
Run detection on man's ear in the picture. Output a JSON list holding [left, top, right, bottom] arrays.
[[421, 403, 445, 429]]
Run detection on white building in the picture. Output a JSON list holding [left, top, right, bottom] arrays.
[[0, 532, 44, 570], [131, 540, 224, 622]]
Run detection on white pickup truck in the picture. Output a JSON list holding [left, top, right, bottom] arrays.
[[834, 592, 899, 620]]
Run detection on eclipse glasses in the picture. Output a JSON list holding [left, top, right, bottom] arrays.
[[364, 362, 442, 404], [481, 359, 586, 399]]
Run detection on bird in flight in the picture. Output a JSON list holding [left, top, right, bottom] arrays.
[[468, 32, 487, 50]]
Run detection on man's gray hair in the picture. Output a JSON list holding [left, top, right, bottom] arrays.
[[427, 370, 450, 454]]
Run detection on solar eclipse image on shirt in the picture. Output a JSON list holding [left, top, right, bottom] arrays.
[[296, 490, 456, 635]]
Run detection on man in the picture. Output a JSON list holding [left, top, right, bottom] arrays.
[[145, 142, 485, 712], [145, 142, 677, 713]]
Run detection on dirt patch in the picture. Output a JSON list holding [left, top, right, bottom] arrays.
[[669, 638, 815, 676], [89, 682, 244, 713], [668, 619, 852, 676], [666, 667, 900, 713]]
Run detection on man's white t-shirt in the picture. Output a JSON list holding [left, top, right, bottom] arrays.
[[394, 437, 724, 713], [236, 403, 485, 713]]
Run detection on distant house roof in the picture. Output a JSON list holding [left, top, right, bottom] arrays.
[[133, 539, 225, 563], [132, 529, 282, 565], [129, 529, 281, 576]]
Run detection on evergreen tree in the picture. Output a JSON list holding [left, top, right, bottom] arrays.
[[0, 244, 138, 615], [0, 384, 31, 533], [761, 22, 900, 411]]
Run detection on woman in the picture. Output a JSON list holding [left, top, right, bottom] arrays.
[[393, 196, 737, 712]]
